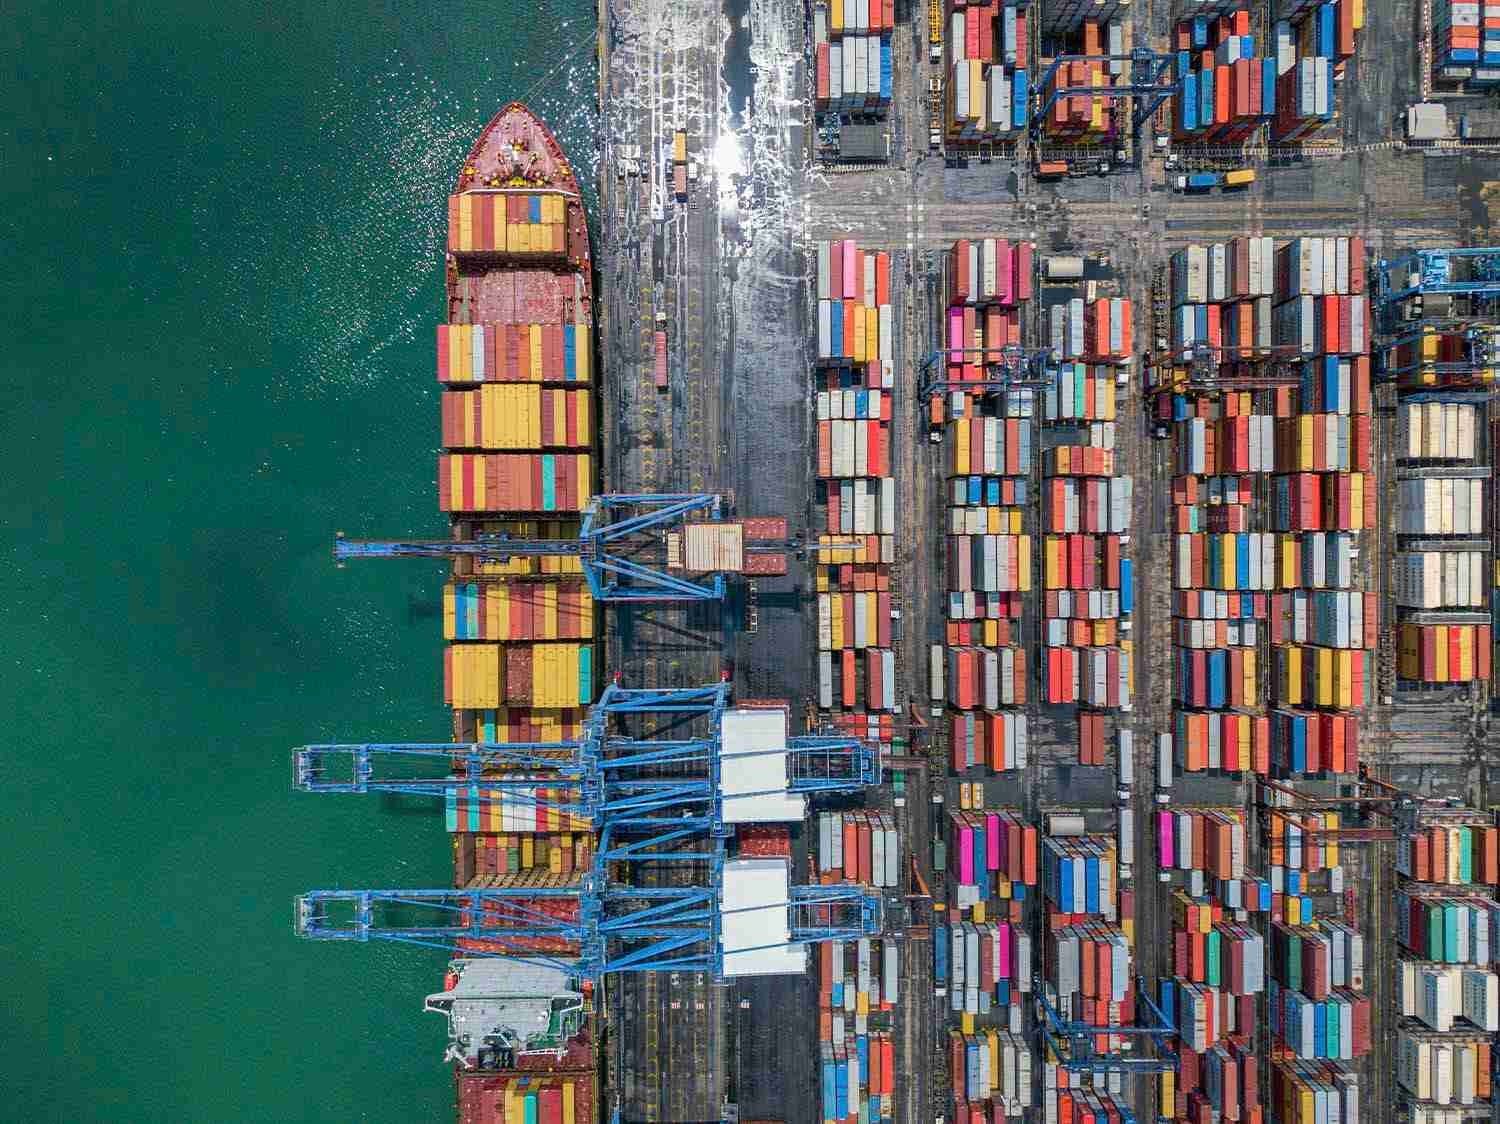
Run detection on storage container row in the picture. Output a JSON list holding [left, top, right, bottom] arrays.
[[944, 305, 1026, 384], [1271, 293, 1370, 357], [948, 0, 1029, 67], [817, 0, 895, 38], [454, 831, 593, 882], [1395, 550, 1489, 610], [948, 1030, 1035, 1113], [1398, 821, 1500, 885], [948, 60, 1028, 139], [1173, 646, 1258, 710], [1159, 810, 1248, 880], [816, 419, 891, 479], [1043, 646, 1131, 707], [457, 519, 584, 578], [1268, 57, 1335, 143], [1267, 589, 1378, 649], [1046, 588, 1128, 621], [1042, 478, 1133, 534], [1397, 1028, 1493, 1108], [1397, 623, 1493, 684], [1042, 533, 1128, 592], [1169, 297, 1274, 358], [1385, 324, 1500, 388], [1269, 708, 1361, 776], [1041, 60, 1114, 143], [1045, 617, 1125, 650], [816, 532, 895, 566], [947, 415, 1033, 477], [1399, 400, 1482, 462], [816, 647, 899, 712], [1044, 363, 1119, 422], [949, 809, 1039, 902], [820, 1039, 894, 1124], [437, 453, 593, 514], [816, 590, 898, 650], [1397, 960, 1500, 1033], [947, 921, 1033, 1017], [1173, 237, 1277, 304], [948, 238, 1033, 307], [1170, 1035, 1261, 1124], [455, 1074, 588, 1124], [946, 646, 1029, 710], [1397, 477, 1487, 535], [1271, 471, 1377, 531], [1268, 921, 1366, 997], [950, 709, 1031, 772], [948, 501, 1026, 535], [1432, 0, 1500, 72], [443, 581, 595, 641], [816, 239, 891, 304], [1397, 890, 1500, 964], [1266, 979, 1373, 1058], [1266, 1059, 1360, 1124], [1271, 644, 1372, 711], [1172, 918, 1267, 995], [1266, 809, 1347, 876], [1041, 835, 1119, 919], [1167, 978, 1257, 1053], [819, 937, 899, 1017], [814, 35, 892, 108], [447, 191, 568, 255], [441, 385, 592, 451], [823, 476, 898, 536], [816, 298, 895, 363], [816, 811, 901, 887], [443, 642, 595, 709], [1176, 55, 1277, 140], [444, 786, 588, 841], [1046, 921, 1132, 1002], [1174, 588, 1265, 622], [459, 706, 586, 744], [436, 320, 592, 384]]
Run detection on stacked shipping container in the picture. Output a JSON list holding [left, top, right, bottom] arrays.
[[1042, 280, 1134, 768], [1039, 20, 1127, 145], [819, 937, 900, 1124], [1433, 0, 1500, 82], [812, 1, 894, 114], [945, 1, 1030, 144], [1172, 7, 1277, 145], [1267, 0, 1361, 142], [815, 239, 900, 721], [1393, 810, 1500, 1116], [939, 238, 1037, 777]]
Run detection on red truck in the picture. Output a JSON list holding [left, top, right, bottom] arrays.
[[653, 328, 668, 390]]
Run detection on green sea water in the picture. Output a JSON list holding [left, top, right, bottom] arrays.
[[2, 4, 596, 1119]]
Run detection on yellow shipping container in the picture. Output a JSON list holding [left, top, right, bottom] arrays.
[[954, 421, 971, 475], [864, 592, 878, 650], [1280, 646, 1303, 707], [831, 594, 845, 650]]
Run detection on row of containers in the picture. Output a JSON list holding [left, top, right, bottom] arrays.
[[933, 238, 1038, 785], [813, 240, 902, 729], [812, 1, 893, 114], [817, 936, 899, 1124], [441, 190, 601, 1105], [1153, 227, 1374, 1124], [1040, 276, 1134, 769], [1379, 255, 1498, 695], [945, 1, 1030, 145], [1433, 0, 1500, 83], [1171, 1, 1360, 146], [1394, 808, 1500, 1116], [1156, 234, 1375, 780]]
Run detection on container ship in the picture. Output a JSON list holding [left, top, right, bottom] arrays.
[[429, 102, 600, 1124]]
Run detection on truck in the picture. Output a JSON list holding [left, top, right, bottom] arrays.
[[653, 326, 668, 390], [1175, 172, 1220, 192], [1223, 168, 1256, 189]]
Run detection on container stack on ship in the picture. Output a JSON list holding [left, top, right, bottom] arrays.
[[431, 102, 600, 1124]]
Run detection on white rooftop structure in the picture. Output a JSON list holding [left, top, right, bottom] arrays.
[[720, 857, 808, 977], [718, 707, 807, 823]]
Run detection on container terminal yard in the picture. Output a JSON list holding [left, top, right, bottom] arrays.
[[289, 0, 1500, 1121]]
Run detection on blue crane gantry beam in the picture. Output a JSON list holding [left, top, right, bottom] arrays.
[[334, 493, 728, 602], [1029, 49, 1177, 138], [296, 816, 882, 979], [1036, 975, 1178, 1074], [1377, 247, 1500, 305], [296, 683, 885, 976], [293, 681, 880, 823]]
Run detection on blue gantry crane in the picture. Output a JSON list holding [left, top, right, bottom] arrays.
[[335, 492, 732, 601], [295, 682, 884, 978], [1375, 248, 1500, 384], [1037, 976, 1179, 1074], [293, 681, 880, 823], [919, 345, 1056, 399], [1029, 49, 1178, 140]]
